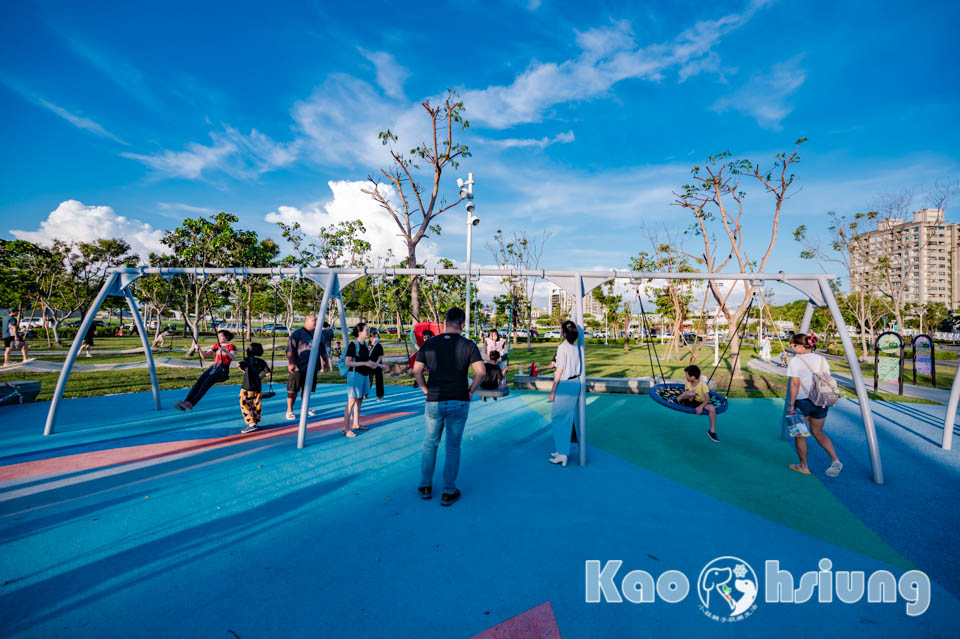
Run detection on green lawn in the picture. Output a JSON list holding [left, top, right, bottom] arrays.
[[3, 336, 933, 404]]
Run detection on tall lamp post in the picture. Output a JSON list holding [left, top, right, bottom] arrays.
[[458, 173, 477, 337]]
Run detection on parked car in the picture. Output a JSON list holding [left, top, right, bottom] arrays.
[[215, 322, 247, 333], [544, 330, 562, 339], [259, 323, 290, 335], [67, 320, 106, 328]]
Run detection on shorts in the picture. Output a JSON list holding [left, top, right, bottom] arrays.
[[346, 371, 370, 399], [286, 368, 318, 399], [679, 398, 702, 409], [795, 398, 829, 420], [3, 337, 14, 348], [83, 334, 95, 347]]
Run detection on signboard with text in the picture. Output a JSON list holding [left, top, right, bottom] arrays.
[[875, 332, 904, 395], [912, 334, 936, 387]]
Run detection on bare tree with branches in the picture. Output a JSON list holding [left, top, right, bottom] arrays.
[[487, 230, 550, 350], [363, 91, 470, 321], [673, 139, 806, 378]]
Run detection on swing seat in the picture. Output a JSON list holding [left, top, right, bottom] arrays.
[[476, 387, 510, 400], [649, 383, 729, 415], [261, 391, 277, 400]]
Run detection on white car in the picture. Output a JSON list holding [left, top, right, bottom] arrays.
[[544, 330, 562, 339]]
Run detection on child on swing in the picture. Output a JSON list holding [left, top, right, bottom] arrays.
[[676, 364, 719, 443], [174, 329, 236, 411], [238, 342, 271, 434]]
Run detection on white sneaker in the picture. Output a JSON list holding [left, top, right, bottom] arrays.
[[549, 454, 568, 467]]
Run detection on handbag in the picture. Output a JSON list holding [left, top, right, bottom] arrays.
[[784, 413, 810, 438]]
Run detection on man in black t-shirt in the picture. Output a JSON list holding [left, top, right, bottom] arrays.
[[285, 313, 324, 420], [412, 307, 486, 506]]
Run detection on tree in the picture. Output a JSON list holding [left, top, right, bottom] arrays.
[[674, 139, 805, 377], [418, 258, 467, 325], [591, 283, 634, 351], [47, 239, 136, 344], [629, 237, 696, 359], [794, 210, 885, 361], [157, 212, 248, 347], [487, 229, 550, 350], [363, 91, 470, 321]]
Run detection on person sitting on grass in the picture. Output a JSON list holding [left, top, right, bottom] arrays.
[[479, 350, 507, 401], [152, 324, 174, 349], [238, 342, 271, 434], [676, 364, 719, 443], [174, 329, 236, 411]]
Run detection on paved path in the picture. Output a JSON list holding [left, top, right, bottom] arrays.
[[747, 357, 954, 404], [0, 357, 203, 374]]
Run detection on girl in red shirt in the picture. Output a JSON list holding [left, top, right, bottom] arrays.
[[175, 329, 237, 411]]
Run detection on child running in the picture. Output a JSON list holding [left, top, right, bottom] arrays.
[[675, 364, 719, 442], [238, 342, 271, 434], [174, 329, 236, 411]]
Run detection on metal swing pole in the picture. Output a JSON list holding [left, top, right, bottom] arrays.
[[123, 288, 160, 411], [298, 272, 336, 449], [44, 273, 119, 436], [820, 276, 884, 484]]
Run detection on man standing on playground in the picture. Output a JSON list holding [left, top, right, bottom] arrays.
[[285, 313, 323, 420], [319, 321, 335, 372], [412, 307, 486, 507]]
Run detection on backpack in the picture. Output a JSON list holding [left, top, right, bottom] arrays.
[[798, 356, 841, 408]]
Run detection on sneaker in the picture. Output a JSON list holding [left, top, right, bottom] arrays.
[[707, 430, 719, 443], [85, 353, 92, 358], [241, 424, 260, 434], [174, 401, 186, 411], [285, 411, 296, 420], [307, 409, 318, 417], [440, 489, 461, 507], [418, 486, 432, 500], [183, 402, 193, 411], [375, 396, 384, 402]]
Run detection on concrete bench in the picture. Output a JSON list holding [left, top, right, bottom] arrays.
[[512, 375, 717, 394]]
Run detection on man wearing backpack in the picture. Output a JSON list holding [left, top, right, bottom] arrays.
[[786, 333, 843, 477]]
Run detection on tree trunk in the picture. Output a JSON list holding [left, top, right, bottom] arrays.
[[623, 312, 631, 352], [407, 249, 420, 322]]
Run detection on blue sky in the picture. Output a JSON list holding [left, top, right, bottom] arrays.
[[2, 0, 959, 304]]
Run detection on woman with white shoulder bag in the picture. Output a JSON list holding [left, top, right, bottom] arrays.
[[786, 333, 843, 477]]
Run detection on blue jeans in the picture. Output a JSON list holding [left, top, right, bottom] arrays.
[[420, 400, 470, 494]]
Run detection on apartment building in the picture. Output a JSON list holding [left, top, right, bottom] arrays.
[[548, 286, 605, 318], [850, 208, 960, 310]]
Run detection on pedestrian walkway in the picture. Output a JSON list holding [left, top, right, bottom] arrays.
[[747, 358, 954, 404]]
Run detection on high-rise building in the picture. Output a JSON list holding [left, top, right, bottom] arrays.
[[850, 209, 960, 310], [548, 286, 605, 318]]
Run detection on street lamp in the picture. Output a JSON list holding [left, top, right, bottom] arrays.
[[458, 173, 477, 337]]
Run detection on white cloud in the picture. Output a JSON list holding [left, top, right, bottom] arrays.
[[35, 98, 128, 145], [291, 73, 421, 169], [461, 2, 769, 129], [0, 76, 127, 145], [157, 202, 216, 214], [711, 55, 806, 130], [264, 180, 439, 263], [122, 127, 299, 180], [359, 49, 410, 99], [482, 130, 575, 150], [10, 200, 169, 258]]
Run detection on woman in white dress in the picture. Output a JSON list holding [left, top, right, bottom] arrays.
[[548, 320, 582, 467]]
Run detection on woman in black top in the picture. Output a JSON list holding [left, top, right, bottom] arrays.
[[343, 322, 387, 437], [368, 328, 386, 401]]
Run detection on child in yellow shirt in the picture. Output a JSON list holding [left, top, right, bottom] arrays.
[[676, 364, 719, 443]]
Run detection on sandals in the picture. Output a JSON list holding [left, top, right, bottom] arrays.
[[789, 464, 811, 475], [825, 460, 843, 477], [342, 429, 357, 438]]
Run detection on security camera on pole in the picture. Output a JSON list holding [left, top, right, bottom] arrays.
[[458, 173, 478, 337]]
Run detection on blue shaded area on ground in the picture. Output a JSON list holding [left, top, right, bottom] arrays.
[[1, 385, 958, 638]]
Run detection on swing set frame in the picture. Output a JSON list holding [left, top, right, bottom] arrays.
[[41, 266, 885, 484]]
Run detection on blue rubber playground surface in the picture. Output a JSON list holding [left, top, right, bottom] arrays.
[[1, 384, 959, 638]]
